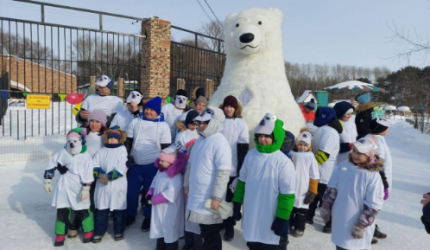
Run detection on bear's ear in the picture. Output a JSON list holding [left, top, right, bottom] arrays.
[[269, 8, 283, 23], [225, 12, 238, 24]]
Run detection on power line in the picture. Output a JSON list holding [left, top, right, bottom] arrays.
[[203, 0, 223, 28], [195, 0, 213, 23]]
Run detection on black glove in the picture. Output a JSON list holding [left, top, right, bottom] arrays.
[[146, 195, 153, 205], [233, 202, 242, 221], [126, 156, 135, 168], [57, 163, 68, 175], [271, 217, 287, 236], [304, 191, 317, 205]]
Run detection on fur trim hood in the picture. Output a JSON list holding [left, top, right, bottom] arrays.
[[348, 153, 384, 172], [154, 152, 187, 178], [355, 102, 376, 115], [218, 102, 243, 118], [176, 121, 187, 132]]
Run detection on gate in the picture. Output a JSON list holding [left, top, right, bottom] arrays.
[[0, 1, 145, 162]]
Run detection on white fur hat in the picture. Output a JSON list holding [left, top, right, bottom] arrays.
[[297, 131, 312, 146], [254, 113, 276, 135]]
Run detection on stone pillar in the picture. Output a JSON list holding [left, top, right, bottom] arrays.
[[205, 79, 215, 99], [141, 17, 171, 100], [177, 78, 185, 92], [118, 78, 125, 100], [88, 76, 97, 96]]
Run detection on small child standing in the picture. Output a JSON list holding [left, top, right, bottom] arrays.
[[290, 129, 319, 238], [92, 126, 128, 243], [147, 144, 187, 250], [43, 128, 94, 246], [320, 137, 384, 250], [232, 113, 296, 250], [175, 110, 200, 152]]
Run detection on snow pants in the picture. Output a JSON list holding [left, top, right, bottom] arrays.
[[200, 223, 222, 250], [185, 231, 202, 250], [156, 238, 179, 250], [223, 177, 237, 233], [56, 208, 93, 235], [94, 209, 126, 236], [290, 207, 308, 231], [246, 242, 280, 250], [126, 163, 158, 218]]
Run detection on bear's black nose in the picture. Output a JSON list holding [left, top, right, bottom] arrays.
[[69, 143, 74, 148], [239, 33, 254, 43]]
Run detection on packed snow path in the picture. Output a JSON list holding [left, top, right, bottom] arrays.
[[1, 120, 430, 250]]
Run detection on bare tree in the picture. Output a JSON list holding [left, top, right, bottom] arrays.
[[389, 22, 430, 61]]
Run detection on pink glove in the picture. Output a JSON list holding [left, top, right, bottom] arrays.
[[146, 188, 154, 198], [151, 193, 169, 205], [384, 188, 389, 200]]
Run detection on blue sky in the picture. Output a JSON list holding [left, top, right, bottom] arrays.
[[0, 0, 429, 71]]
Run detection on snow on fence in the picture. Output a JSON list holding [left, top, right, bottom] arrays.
[[0, 101, 78, 163]]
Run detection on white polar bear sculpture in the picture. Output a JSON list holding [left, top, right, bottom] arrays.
[[209, 8, 305, 140]]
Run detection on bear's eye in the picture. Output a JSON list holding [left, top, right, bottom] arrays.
[[258, 21, 262, 25], [236, 23, 239, 28]]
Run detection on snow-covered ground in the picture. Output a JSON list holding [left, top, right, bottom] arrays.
[[1, 120, 430, 250]]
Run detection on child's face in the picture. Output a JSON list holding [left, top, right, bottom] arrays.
[[108, 137, 119, 144], [258, 134, 273, 145], [187, 123, 198, 131], [224, 105, 235, 118], [144, 108, 158, 120], [159, 159, 172, 168], [198, 121, 209, 132], [297, 142, 309, 152], [379, 128, 389, 136], [342, 113, 352, 122], [90, 120, 102, 132], [351, 146, 369, 165]]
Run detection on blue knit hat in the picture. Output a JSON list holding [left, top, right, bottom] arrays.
[[333, 101, 354, 119], [144, 96, 162, 115], [356, 92, 371, 104], [314, 107, 337, 127], [305, 98, 316, 110]]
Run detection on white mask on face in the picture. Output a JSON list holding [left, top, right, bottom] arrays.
[[66, 136, 83, 155], [174, 95, 188, 109], [126, 91, 143, 105]]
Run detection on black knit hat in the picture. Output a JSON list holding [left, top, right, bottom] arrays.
[[370, 118, 392, 134], [185, 110, 199, 126], [305, 99, 316, 110], [176, 89, 188, 97]]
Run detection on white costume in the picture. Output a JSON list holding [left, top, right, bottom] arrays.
[[221, 118, 249, 177], [312, 125, 340, 184], [93, 146, 128, 211], [46, 149, 94, 210], [240, 149, 296, 245], [328, 161, 384, 250], [291, 151, 319, 209], [162, 103, 185, 141], [372, 135, 392, 191], [126, 118, 171, 165], [85, 131, 104, 157], [110, 109, 138, 131], [175, 129, 200, 152], [337, 117, 358, 164], [81, 95, 124, 117], [149, 171, 185, 243]]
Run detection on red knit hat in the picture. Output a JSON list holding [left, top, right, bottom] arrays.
[[223, 95, 238, 110]]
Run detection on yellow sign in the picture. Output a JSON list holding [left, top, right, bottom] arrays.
[[27, 94, 51, 109]]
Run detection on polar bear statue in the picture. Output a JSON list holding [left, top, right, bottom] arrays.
[[209, 8, 305, 139]]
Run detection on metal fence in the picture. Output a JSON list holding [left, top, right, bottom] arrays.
[[0, 2, 145, 163], [170, 26, 226, 98]]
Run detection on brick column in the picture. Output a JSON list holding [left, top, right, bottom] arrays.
[[141, 17, 171, 100], [118, 78, 125, 100]]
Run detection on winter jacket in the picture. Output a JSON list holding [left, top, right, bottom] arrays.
[[422, 200, 430, 234], [355, 102, 376, 139], [300, 104, 315, 123]]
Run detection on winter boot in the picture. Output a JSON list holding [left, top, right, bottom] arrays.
[[279, 236, 289, 250], [68, 230, 78, 238], [371, 239, 378, 245], [54, 235, 66, 247], [83, 231, 93, 243], [373, 224, 387, 239], [293, 229, 304, 238], [141, 217, 151, 232], [322, 224, 332, 233], [125, 216, 136, 228], [92, 235, 102, 243], [114, 234, 124, 241], [224, 226, 234, 241], [305, 216, 313, 225]]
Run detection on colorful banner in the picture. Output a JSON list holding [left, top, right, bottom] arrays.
[[58, 94, 67, 102], [27, 94, 51, 109], [0, 90, 7, 99]]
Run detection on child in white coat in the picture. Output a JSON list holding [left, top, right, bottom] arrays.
[[320, 137, 384, 250], [92, 126, 128, 243], [290, 129, 319, 238], [43, 128, 94, 246], [147, 144, 187, 250]]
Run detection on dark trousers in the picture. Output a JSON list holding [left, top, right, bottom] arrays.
[[246, 242, 280, 250], [200, 223, 222, 250], [156, 238, 178, 250], [223, 177, 236, 231], [290, 207, 308, 231], [94, 209, 126, 236], [307, 183, 327, 220], [185, 231, 203, 250], [55, 208, 71, 235], [90, 182, 96, 213], [126, 163, 158, 218], [69, 209, 94, 233]]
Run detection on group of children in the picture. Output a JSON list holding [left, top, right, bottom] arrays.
[[43, 85, 393, 250]]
